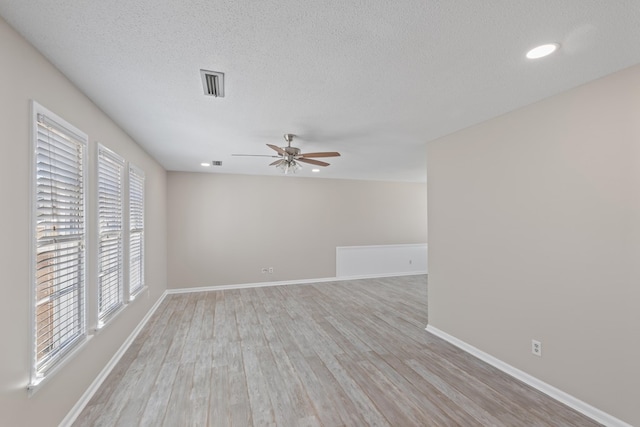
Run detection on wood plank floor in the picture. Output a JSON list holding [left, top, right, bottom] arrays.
[[74, 275, 601, 426]]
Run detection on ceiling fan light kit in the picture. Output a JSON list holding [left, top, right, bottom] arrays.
[[233, 133, 341, 174], [277, 159, 301, 174]]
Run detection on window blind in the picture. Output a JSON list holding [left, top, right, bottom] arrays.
[[129, 166, 145, 297], [33, 107, 87, 380], [97, 146, 125, 323]]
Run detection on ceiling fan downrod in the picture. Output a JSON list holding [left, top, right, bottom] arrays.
[[283, 133, 295, 146]]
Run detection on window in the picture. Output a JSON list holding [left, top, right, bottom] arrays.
[[129, 166, 145, 297], [31, 102, 87, 384], [97, 145, 125, 325]]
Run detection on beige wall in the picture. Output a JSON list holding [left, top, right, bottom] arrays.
[[167, 172, 427, 288], [0, 17, 167, 426], [427, 64, 640, 425]]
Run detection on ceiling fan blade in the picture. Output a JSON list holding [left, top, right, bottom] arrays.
[[269, 159, 285, 166], [297, 158, 330, 167], [267, 144, 287, 156], [299, 152, 341, 158], [232, 154, 280, 157]]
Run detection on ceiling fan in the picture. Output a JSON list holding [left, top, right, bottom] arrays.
[[232, 133, 341, 174]]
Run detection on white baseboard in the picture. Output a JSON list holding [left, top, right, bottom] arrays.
[[336, 271, 428, 281], [59, 291, 169, 427], [425, 325, 632, 427], [167, 271, 428, 294]]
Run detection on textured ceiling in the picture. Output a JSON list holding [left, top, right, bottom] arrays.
[[1, 1, 640, 182]]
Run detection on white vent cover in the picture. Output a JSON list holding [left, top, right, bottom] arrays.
[[200, 69, 225, 97]]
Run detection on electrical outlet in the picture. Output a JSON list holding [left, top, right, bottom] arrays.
[[261, 267, 268, 274], [268, 267, 274, 274], [532, 339, 542, 356]]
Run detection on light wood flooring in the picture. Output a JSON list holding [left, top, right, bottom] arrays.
[[74, 275, 601, 426]]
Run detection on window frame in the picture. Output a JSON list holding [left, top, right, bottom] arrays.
[[30, 101, 88, 390], [96, 144, 126, 327], [128, 165, 145, 299]]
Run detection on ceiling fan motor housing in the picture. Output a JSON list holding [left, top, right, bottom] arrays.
[[285, 146, 300, 157]]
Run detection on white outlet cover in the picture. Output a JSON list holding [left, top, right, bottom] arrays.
[[532, 339, 542, 356]]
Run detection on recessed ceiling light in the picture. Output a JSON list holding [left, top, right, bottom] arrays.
[[526, 43, 559, 59], [312, 169, 320, 173], [200, 162, 210, 167]]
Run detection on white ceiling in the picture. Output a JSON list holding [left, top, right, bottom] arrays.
[[2, 1, 640, 182]]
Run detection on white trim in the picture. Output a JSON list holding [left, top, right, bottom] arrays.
[[425, 325, 633, 427], [28, 335, 92, 397], [166, 271, 427, 294], [29, 101, 38, 394], [128, 285, 148, 303], [94, 303, 126, 333], [333, 271, 428, 281], [336, 243, 427, 250], [59, 291, 167, 427]]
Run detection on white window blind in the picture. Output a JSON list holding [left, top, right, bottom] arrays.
[[32, 103, 87, 382], [129, 166, 145, 297], [97, 145, 125, 324]]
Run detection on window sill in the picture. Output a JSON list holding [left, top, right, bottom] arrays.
[[128, 285, 148, 303], [95, 303, 127, 333], [28, 334, 93, 397]]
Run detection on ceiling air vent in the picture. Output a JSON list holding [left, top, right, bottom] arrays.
[[212, 160, 223, 166], [200, 69, 225, 97]]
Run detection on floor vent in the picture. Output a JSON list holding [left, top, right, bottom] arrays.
[[200, 70, 225, 97]]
